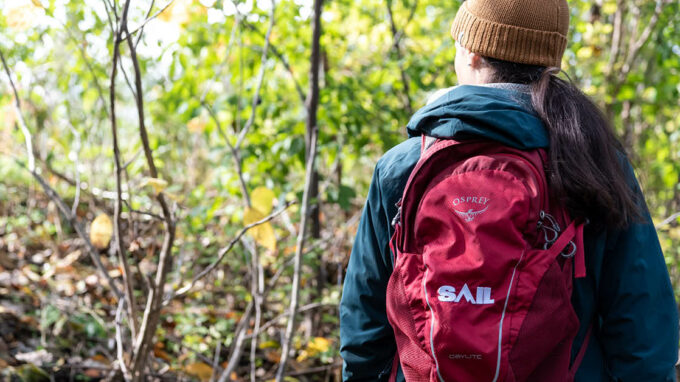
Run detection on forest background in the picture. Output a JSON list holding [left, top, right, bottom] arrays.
[[0, 0, 679, 381]]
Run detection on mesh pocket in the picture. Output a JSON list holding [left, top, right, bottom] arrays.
[[508, 260, 579, 381], [387, 265, 433, 381]]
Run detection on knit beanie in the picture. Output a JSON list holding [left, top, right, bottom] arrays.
[[450, 0, 569, 68]]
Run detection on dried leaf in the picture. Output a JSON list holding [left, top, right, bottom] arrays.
[[90, 214, 113, 250], [184, 362, 213, 382], [140, 177, 169, 194]]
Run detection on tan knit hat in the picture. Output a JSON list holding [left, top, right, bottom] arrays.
[[450, 0, 569, 68]]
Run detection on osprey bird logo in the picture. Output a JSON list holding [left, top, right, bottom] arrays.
[[454, 206, 489, 222]]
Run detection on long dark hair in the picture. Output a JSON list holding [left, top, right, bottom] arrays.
[[484, 56, 640, 228]]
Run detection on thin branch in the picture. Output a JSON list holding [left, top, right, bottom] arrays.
[[275, 126, 319, 381], [123, 148, 142, 170], [200, 18, 240, 104], [385, 0, 413, 114], [119, 57, 138, 100], [209, 341, 222, 382], [135, 0, 157, 49], [18, 162, 123, 299], [122, 0, 175, 42], [203, 102, 251, 206], [1, 50, 35, 171], [123, 200, 163, 221], [109, 0, 139, 342], [68, 123, 82, 216], [1, 47, 123, 300], [242, 20, 306, 105], [62, 25, 109, 116], [216, 306, 252, 382], [101, 0, 117, 35], [620, 0, 665, 77], [391, 0, 419, 48], [167, 201, 294, 301], [605, 0, 625, 76], [234, 0, 277, 150], [116, 299, 132, 381], [657, 212, 680, 229], [124, 6, 178, 376], [248, 242, 262, 382], [246, 302, 334, 339]]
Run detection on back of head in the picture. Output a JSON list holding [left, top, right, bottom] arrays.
[[448, 0, 641, 228]]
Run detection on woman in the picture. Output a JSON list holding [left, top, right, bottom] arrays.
[[339, 0, 679, 381]]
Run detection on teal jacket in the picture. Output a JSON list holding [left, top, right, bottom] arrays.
[[339, 85, 678, 381]]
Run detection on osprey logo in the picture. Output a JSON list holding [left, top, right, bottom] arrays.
[[437, 284, 494, 305], [452, 196, 490, 222]]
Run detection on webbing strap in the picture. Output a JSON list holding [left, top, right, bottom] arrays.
[[570, 325, 593, 378]]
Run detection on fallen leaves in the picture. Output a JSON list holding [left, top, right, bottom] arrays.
[[184, 361, 213, 382], [89, 214, 113, 250]]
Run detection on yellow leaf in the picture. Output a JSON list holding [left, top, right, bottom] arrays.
[[90, 214, 113, 250], [297, 337, 331, 361], [184, 362, 213, 382], [259, 340, 280, 349], [187, 117, 206, 133], [243, 208, 276, 251], [308, 337, 331, 353], [140, 177, 168, 194], [251, 187, 276, 214]]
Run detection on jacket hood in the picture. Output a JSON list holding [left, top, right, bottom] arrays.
[[406, 85, 549, 150]]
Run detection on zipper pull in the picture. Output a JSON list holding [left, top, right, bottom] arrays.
[[391, 199, 402, 228]]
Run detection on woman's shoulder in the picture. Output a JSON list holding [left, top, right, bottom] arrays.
[[375, 137, 421, 190]]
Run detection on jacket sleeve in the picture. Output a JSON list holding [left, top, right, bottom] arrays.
[[340, 165, 397, 381], [597, 164, 679, 381]]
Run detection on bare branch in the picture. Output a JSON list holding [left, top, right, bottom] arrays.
[[605, 0, 625, 76], [242, 20, 306, 105], [116, 299, 132, 381], [620, 0, 664, 77], [167, 201, 294, 301], [209, 341, 222, 382], [234, 0, 277, 150], [1, 47, 123, 300], [123, 0, 175, 43], [123, 6, 179, 376], [386, 0, 413, 114], [135, 0, 157, 49], [109, 0, 139, 342], [217, 305, 253, 382], [275, 125, 319, 381], [68, 123, 82, 216], [657, 212, 680, 229], [200, 19, 240, 104], [246, 302, 334, 339], [1, 50, 35, 171], [203, 102, 251, 206]]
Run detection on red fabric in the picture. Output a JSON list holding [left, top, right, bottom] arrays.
[[386, 139, 583, 381]]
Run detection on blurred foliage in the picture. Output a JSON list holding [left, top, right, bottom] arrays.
[[0, 0, 679, 380]]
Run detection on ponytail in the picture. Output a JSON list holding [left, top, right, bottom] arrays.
[[484, 57, 641, 227]]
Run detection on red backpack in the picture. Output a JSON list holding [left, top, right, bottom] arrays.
[[386, 136, 590, 382]]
